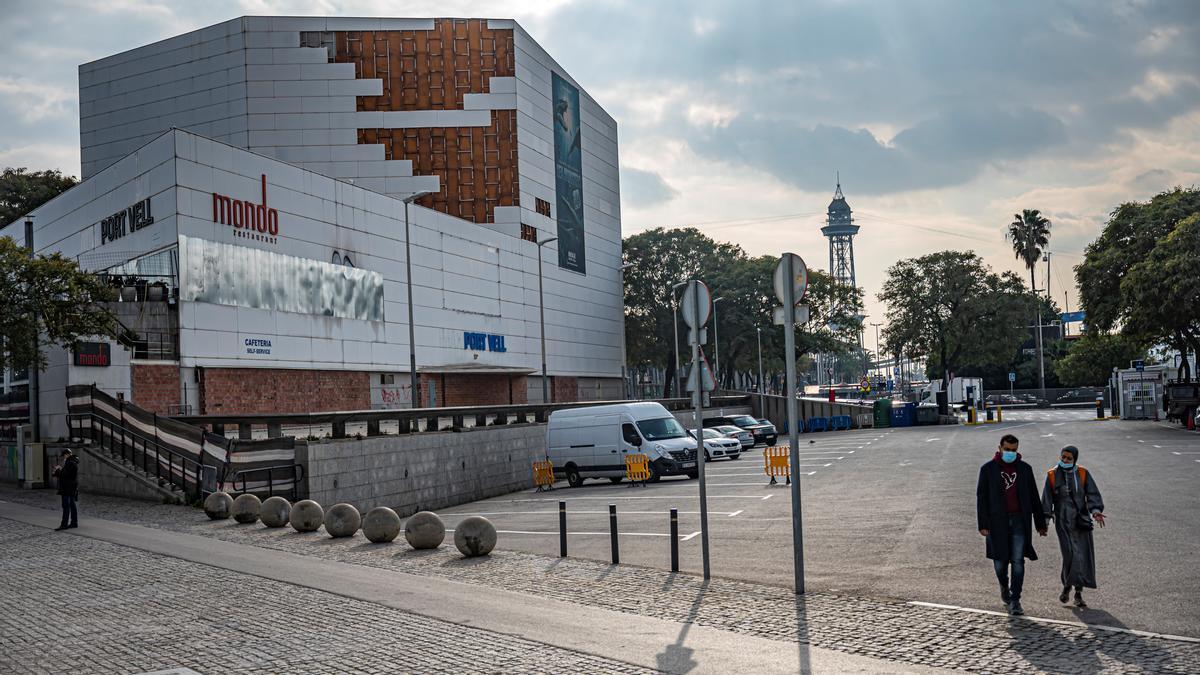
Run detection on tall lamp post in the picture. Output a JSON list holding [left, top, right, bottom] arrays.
[[870, 322, 883, 379], [671, 281, 687, 397], [536, 236, 558, 403], [756, 326, 764, 410], [403, 190, 435, 408], [712, 297, 723, 391], [619, 262, 635, 398]]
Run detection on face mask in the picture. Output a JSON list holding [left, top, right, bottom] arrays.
[[1059, 460, 1074, 470], [1001, 450, 1017, 463]]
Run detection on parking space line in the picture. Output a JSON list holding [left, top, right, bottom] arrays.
[[681, 531, 703, 541], [762, 494, 774, 501], [729, 510, 744, 517]]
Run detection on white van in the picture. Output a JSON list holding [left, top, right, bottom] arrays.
[[546, 402, 699, 487]]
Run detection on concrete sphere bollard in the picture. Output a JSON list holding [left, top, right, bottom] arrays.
[[290, 500, 325, 533], [404, 511, 446, 549], [260, 496, 291, 528], [324, 503, 362, 538], [231, 493, 262, 524], [454, 516, 497, 557], [362, 507, 402, 543], [204, 491, 234, 520]]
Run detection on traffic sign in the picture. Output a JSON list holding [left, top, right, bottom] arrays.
[[1133, 359, 1145, 372], [773, 304, 810, 326], [1008, 372, 1016, 382], [685, 358, 716, 393], [773, 253, 808, 306], [680, 280, 712, 329]]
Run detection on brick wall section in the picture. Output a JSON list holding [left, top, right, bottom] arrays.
[[419, 373, 528, 407], [130, 363, 180, 414], [552, 376, 578, 403], [335, 20, 519, 224], [199, 368, 370, 415]]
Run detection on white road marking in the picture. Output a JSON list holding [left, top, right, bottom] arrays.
[[1054, 423, 1067, 427], [926, 438, 941, 442], [1173, 451, 1200, 455], [681, 530, 703, 541], [762, 494, 774, 501], [729, 510, 744, 517], [1041, 433, 1055, 438], [906, 601, 1200, 643], [1138, 440, 1145, 443]]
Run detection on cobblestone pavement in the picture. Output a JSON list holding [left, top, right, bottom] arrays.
[[0, 520, 650, 674], [4, 487, 1199, 674]]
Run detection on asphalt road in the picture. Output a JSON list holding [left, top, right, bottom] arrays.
[[432, 409, 1200, 638]]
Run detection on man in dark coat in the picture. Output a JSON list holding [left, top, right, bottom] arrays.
[[52, 449, 79, 530], [976, 433, 1047, 615]]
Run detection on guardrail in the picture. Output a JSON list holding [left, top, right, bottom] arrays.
[[68, 411, 211, 502], [176, 395, 753, 440], [229, 463, 305, 501]]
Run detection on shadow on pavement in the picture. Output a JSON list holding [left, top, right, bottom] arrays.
[[793, 595, 812, 674], [1007, 615, 1101, 673], [1072, 606, 1177, 671], [656, 579, 706, 673]]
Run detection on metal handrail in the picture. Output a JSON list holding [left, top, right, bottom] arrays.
[[229, 463, 305, 501], [67, 411, 206, 501]]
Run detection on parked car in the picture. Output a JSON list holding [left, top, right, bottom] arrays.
[[547, 402, 699, 487], [984, 394, 1023, 406], [712, 425, 755, 449], [703, 414, 778, 446], [1056, 388, 1105, 404], [688, 428, 742, 461], [756, 419, 778, 439]]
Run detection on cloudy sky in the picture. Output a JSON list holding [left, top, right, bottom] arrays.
[[2, 0, 1198, 345]]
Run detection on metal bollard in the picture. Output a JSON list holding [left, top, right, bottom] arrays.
[[670, 508, 679, 572], [559, 501, 567, 558], [1096, 398, 1104, 419], [997, 406, 1003, 423], [609, 503, 619, 564], [986, 406, 994, 422]]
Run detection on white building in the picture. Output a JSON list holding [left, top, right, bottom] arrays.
[[2, 17, 625, 436]]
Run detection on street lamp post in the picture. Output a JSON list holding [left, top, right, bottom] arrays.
[[403, 191, 435, 408], [619, 262, 635, 398], [756, 326, 764, 411], [537, 237, 559, 403], [870, 322, 883, 379], [671, 281, 687, 397], [712, 297, 723, 391]]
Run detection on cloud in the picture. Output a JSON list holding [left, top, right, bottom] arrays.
[[621, 167, 679, 208]]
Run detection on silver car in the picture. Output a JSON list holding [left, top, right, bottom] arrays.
[[713, 425, 755, 449]]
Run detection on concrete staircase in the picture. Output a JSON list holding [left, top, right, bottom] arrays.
[[73, 442, 189, 505]]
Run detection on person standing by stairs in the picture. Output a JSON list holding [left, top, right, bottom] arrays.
[[52, 449, 79, 530]]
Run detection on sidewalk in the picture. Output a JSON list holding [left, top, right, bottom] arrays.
[[3, 486, 1198, 673]]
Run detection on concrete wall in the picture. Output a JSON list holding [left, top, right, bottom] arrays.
[[754, 395, 873, 431], [72, 445, 182, 503], [301, 423, 545, 516]]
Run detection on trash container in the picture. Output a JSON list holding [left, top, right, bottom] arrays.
[[915, 405, 939, 426], [873, 399, 891, 428], [889, 402, 915, 427]]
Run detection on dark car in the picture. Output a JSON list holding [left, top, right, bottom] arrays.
[[703, 414, 777, 446], [1056, 388, 1104, 404]]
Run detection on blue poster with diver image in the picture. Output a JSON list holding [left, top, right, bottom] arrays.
[[552, 72, 586, 274]]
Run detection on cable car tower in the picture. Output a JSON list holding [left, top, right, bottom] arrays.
[[821, 174, 859, 289]]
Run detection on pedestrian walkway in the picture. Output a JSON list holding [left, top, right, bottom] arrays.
[[3, 487, 1197, 673]]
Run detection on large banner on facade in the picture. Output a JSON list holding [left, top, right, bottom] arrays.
[[552, 72, 586, 274]]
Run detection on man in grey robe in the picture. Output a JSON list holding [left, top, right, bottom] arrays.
[[1041, 445, 1107, 607]]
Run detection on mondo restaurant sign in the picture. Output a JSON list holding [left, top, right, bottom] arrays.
[[213, 174, 280, 244], [73, 341, 111, 367]]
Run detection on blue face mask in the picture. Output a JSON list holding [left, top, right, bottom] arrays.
[[1001, 450, 1018, 463], [1058, 460, 1074, 470]]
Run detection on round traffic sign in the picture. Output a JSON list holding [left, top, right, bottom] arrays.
[[773, 253, 808, 305], [680, 280, 712, 328]]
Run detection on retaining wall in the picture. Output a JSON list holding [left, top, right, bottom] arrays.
[[301, 424, 545, 516]]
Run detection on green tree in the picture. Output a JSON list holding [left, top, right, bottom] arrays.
[[879, 251, 1033, 386], [1007, 208, 1052, 293], [622, 228, 743, 396], [1077, 189, 1200, 379], [0, 167, 78, 227], [1054, 333, 1149, 387], [0, 236, 119, 372]]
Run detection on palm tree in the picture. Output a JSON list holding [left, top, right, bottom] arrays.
[[1007, 209, 1052, 292]]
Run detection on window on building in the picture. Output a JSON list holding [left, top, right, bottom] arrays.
[[299, 31, 337, 60], [381, 374, 395, 385], [535, 198, 552, 217], [520, 224, 538, 243]]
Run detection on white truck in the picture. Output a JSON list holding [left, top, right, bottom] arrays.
[[546, 402, 700, 487], [918, 377, 984, 407]]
